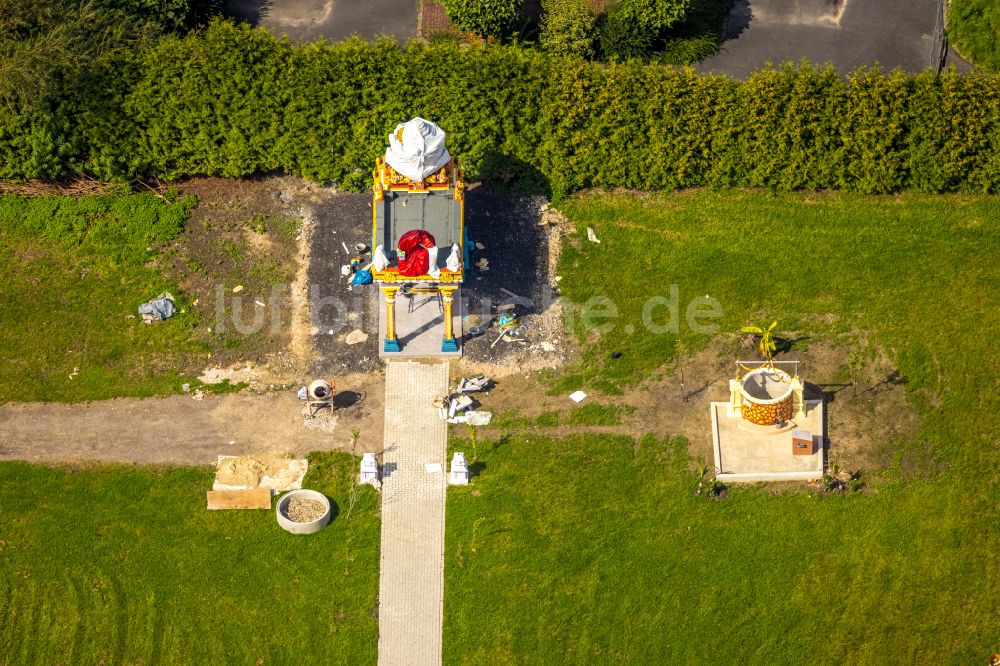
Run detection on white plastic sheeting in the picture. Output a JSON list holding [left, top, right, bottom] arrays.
[[446, 244, 462, 272], [385, 118, 451, 181], [427, 245, 440, 279], [373, 245, 390, 271]]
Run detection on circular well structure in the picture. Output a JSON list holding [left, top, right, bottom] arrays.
[[739, 367, 794, 425], [276, 489, 332, 535]]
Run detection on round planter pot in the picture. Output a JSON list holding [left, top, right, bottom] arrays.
[[276, 489, 331, 535]]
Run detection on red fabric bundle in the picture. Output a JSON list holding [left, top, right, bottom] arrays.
[[397, 229, 436, 277]]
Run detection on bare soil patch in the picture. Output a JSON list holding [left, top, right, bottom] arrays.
[[0, 371, 385, 466], [478, 335, 919, 476]]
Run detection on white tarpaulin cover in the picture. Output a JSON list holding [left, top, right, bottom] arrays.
[[385, 118, 451, 181]]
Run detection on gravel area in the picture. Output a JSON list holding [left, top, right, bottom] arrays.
[[284, 496, 328, 522]]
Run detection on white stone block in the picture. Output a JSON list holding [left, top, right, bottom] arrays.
[[449, 452, 469, 486], [359, 452, 380, 486]]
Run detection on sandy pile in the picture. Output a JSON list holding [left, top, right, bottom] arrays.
[[215, 454, 293, 487]]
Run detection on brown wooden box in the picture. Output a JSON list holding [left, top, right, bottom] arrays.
[[792, 429, 814, 456]]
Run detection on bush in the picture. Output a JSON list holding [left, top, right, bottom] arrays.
[[540, 0, 597, 58], [656, 33, 718, 65], [614, 0, 692, 32], [3, 20, 1000, 195], [440, 0, 523, 37], [95, 0, 192, 28], [597, 7, 656, 60], [948, 0, 1000, 71]]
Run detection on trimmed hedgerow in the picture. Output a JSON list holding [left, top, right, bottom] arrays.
[[4, 20, 1000, 194]]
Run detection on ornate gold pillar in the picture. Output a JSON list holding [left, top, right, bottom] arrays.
[[382, 285, 401, 352], [790, 377, 805, 419], [728, 379, 742, 417], [440, 285, 459, 352]]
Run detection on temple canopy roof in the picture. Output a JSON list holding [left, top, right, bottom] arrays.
[[371, 118, 465, 284]]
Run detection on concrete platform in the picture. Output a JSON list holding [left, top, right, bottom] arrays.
[[711, 400, 825, 482], [378, 287, 462, 359]]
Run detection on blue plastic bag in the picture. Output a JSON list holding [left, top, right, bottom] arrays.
[[351, 269, 373, 285]]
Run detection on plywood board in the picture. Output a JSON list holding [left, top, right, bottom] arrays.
[[206, 488, 272, 510]]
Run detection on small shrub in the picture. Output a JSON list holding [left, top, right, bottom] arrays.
[[656, 34, 719, 65], [597, 8, 655, 60], [440, 0, 523, 37], [696, 477, 727, 499], [614, 0, 692, 32], [540, 0, 597, 58]]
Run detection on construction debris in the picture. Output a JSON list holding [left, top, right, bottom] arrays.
[[456, 375, 491, 393], [433, 375, 495, 425], [138, 292, 175, 323], [345, 329, 369, 345], [448, 411, 492, 426]]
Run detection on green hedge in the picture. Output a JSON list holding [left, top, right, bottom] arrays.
[[4, 20, 1000, 194]]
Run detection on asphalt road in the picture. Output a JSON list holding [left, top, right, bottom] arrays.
[[224, 0, 417, 42], [700, 0, 970, 77]]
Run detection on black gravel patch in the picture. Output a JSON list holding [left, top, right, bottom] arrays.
[[460, 188, 548, 363], [306, 187, 547, 372], [308, 192, 381, 376]]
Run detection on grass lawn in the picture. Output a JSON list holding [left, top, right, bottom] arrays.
[[0, 191, 208, 402], [949, 0, 1000, 71], [0, 188, 298, 402], [444, 190, 1000, 663], [0, 453, 379, 665]]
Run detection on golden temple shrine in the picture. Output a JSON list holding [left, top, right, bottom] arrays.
[[371, 118, 466, 354]]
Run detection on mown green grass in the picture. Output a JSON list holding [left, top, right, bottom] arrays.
[[444, 190, 1000, 663], [949, 0, 1000, 70], [0, 453, 379, 665], [550, 191, 999, 465], [445, 433, 996, 664], [0, 192, 216, 402]]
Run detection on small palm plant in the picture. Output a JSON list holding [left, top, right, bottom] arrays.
[[741, 320, 778, 363]]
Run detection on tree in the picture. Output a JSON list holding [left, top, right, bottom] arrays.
[[441, 0, 523, 37], [741, 320, 778, 363], [541, 0, 596, 58]]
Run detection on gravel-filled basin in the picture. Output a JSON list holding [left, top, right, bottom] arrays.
[[276, 489, 331, 535]]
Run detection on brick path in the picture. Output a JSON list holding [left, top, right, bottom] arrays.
[[378, 361, 450, 666]]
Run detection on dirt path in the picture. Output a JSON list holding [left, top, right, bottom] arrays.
[[0, 373, 385, 466]]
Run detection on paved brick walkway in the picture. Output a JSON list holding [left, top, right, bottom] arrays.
[[378, 361, 450, 666]]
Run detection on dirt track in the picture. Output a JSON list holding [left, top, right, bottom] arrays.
[[0, 373, 384, 466]]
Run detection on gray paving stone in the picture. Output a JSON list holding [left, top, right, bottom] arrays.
[[378, 360, 449, 666]]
